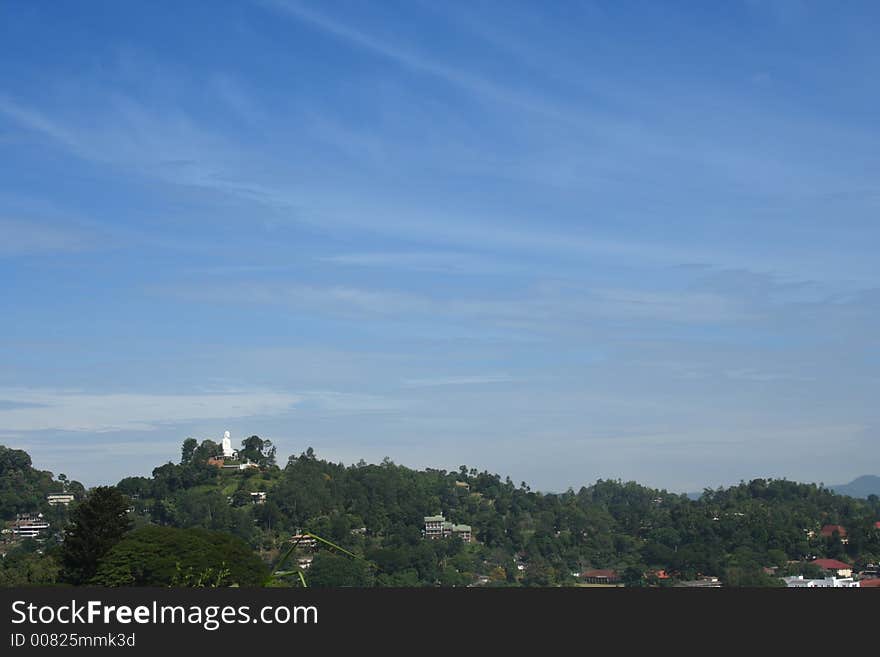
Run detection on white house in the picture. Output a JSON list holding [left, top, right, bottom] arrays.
[[423, 514, 472, 542], [13, 513, 51, 539], [783, 575, 860, 588]]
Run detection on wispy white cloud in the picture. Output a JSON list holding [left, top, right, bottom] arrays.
[[0, 386, 410, 433], [261, 0, 619, 135], [319, 251, 522, 275], [0, 96, 81, 149], [159, 282, 433, 317], [264, 1, 880, 210], [3, 89, 876, 285], [209, 73, 265, 124], [586, 288, 753, 323], [158, 279, 756, 327], [0, 218, 90, 256], [402, 375, 515, 387], [723, 368, 816, 382], [0, 388, 302, 432], [297, 390, 405, 414], [0, 92, 257, 194]]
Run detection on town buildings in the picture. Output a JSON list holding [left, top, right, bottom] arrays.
[[290, 534, 318, 549], [859, 563, 879, 579], [12, 513, 51, 539], [581, 569, 620, 585], [820, 524, 849, 544], [424, 515, 472, 542], [676, 577, 722, 588], [783, 575, 860, 588], [811, 558, 853, 578]]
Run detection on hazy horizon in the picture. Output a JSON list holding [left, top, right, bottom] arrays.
[[2, 2, 879, 492]]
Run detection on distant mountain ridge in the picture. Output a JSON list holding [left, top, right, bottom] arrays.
[[829, 475, 880, 499], [685, 474, 880, 501]]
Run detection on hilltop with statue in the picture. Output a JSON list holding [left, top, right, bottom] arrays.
[[205, 431, 274, 472]]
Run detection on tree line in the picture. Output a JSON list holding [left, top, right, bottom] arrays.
[[2, 439, 879, 587]]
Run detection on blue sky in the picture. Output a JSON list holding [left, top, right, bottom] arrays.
[[1, 1, 878, 492]]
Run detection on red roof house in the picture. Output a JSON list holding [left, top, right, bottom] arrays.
[[581, 569, 619, 584], [812, 559, 852, 576], [859, 578, 880, 588], [820, 524, 847, 538]]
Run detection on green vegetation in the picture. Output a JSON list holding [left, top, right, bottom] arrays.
[[59, 486, 133, 584], [239, 435, 277, 468], [92, 525, 268, 587], [2, 439, 880, 587], [0, 445, 84, 518], [306, 552, 373, 587], [0, 540, 61, 586]]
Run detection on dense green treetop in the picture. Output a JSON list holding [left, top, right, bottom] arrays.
[[92, 525, 268, 587], [59, 486, 133, 585]]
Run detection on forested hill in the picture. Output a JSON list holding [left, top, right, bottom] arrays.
[[2, 439, 880, 587], [0, 445, 85, 518]]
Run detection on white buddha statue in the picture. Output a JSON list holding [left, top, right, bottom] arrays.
[[221, 430, 235, 458]]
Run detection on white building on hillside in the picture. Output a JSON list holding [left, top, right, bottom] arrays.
[[424, 514, 472, 542], [13, 513, 51, 539], [783, 575, 860, 588]]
